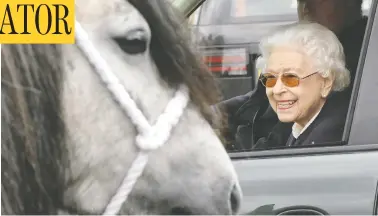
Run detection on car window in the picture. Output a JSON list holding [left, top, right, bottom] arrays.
[[231, 0, 377, 157], [186, 0, 376, 152], [219, 1, 374, 153]]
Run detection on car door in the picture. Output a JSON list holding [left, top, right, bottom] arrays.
[[230, 1, 378, 214]]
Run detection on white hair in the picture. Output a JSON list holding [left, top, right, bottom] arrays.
[[259, 22, 351, 92]]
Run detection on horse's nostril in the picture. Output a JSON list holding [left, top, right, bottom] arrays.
[[230, 183, 242, 214]]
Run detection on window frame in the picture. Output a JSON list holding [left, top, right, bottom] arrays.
[[188, 4, 202, 25], [374, 180, 378, 215], [230, 0, 378, 159], [345, 0, 378, 145], [169, 0, 205, 18]]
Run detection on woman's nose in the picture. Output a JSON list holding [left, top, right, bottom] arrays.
[[272, 77, 286, 95]]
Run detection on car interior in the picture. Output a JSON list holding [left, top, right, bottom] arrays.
[[186, 0, 374, 152]]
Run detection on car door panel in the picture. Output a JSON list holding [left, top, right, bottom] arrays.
[[233, 151, 378, 215]]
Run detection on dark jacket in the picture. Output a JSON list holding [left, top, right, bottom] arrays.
[[253, 96, 348, 150], [217, 79, 269, 150], [218, 17, 368, 151]]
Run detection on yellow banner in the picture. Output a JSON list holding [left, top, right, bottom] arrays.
[[0, 0, 75, 44]]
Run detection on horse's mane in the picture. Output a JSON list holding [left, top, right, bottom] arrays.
[[1, 0, 224, 214], [127, 0, 222, 119], [2, 45, 67, 214]]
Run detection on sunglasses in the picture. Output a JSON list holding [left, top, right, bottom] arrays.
[[260, 71, 318, 88]]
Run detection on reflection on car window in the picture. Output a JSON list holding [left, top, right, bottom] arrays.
[[198, 0, 298, 25], [362, 0, 373, 11], [231, 0, 296, 18], [196, 0, 372, 25], [188, 5, 201, 25]]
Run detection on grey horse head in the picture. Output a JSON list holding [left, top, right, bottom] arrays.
[[1, 0, 242, 214]]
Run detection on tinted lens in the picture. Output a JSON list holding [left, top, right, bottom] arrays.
[[261, 74, 277, 87], [282, 73, 300, 87]]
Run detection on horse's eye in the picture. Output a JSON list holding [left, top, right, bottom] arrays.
[[113, 29, 147, 55]]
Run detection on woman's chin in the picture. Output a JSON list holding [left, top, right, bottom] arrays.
[[277, 114, 296, 123]]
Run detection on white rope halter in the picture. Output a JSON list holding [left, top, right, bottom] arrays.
[[74, 21, 190, 215]]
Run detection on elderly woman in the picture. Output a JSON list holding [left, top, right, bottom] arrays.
[[255, 22, 351, 148]]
